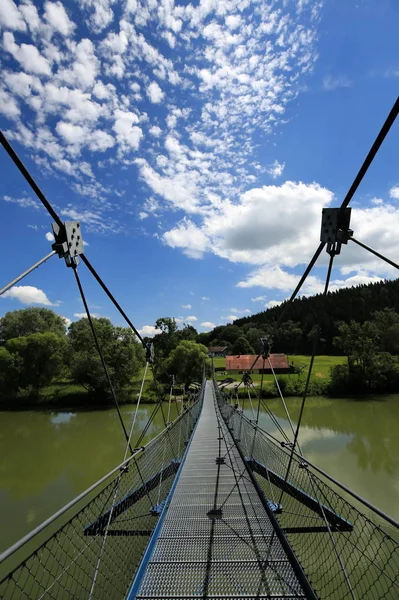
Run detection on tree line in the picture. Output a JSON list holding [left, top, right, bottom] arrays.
[[0, 308, 145, 405], [0, 309, 208, 407]]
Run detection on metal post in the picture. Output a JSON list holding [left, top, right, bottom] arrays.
[[0, 250, 56, 296]]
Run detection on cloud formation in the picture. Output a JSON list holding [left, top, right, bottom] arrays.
[[2, 285, 60, 306]]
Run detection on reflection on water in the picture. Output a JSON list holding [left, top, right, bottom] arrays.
[[50, 411, 77, 426], [0, 395, 398, 553], [241, 394, 399, 525], [0, 402, 180, 552]]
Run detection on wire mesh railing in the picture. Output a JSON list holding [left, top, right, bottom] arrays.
[[0, 385, 204, 600], [215, 384, 399, 600]]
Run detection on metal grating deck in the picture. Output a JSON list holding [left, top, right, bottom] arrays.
[[133, 381, 309, 599]]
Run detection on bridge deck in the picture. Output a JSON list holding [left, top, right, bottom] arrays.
[[133, 381, 309, 599]]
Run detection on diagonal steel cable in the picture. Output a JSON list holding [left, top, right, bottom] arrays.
[[73, 265, 132, 452], [278, 252, 335, 508]]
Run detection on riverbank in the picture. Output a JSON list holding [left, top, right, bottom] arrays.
[[1, 394, 398, 553], [0, 379, 162, 410]]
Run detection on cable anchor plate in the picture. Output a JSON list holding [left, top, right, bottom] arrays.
[[320, 208, 352, 256], [52, 221, 84, 267]]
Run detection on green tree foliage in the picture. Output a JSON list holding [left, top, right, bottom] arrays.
[[68, 318, 144, 399], [0, 346, 19, 396], [0, 308, 66, 342], [232, 278, 399, 354], [222, 325, 241, 344], [6, 333, 68, 393], [372, 308, 399, 353], [231, 336, 255, 355], [176, 324, 198, 343], [331, 318, 399, 393], [166, 340, 208, 389], [152, 317, 178, 358]]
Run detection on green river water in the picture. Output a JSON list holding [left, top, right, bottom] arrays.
[[0, 395, 398, 553]]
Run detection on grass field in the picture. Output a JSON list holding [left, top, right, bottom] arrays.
[[211, 355, 346, 387]]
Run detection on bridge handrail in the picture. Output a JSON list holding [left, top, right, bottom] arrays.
[[221, 393, 399, 531], [0, 388, 204, 566]]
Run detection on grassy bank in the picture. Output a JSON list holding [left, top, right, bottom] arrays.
[[212, 355, 347, 397], [0, 368, 161, 410]]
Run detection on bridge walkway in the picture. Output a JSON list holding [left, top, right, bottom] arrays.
[[132, 381, 310, 599]]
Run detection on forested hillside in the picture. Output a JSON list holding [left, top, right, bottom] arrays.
[[200, 278, 399, 355]]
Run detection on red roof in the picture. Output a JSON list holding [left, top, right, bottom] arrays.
[[226, 354, 289, 371]]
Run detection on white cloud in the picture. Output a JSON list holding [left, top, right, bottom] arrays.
[[163, 182, 334, 265], [201, 321, 216, 330], [19, 2, 40, 32], [147, 81, 164, 103], [149, 125, 162, 137], [221, 315, 239, 322], [389, 186, 399, 200], [181, 304, 192, 309], [44, 1, 75, 36], [45, 232, 55, 242], [56, 121, 88, 144], [3, 32, 51, 75], [78, 0, 115, 33], [113, 109, 143, 152], [3, 195, 38, 209], [251, 295, 267, 302], [265, 299, 282, 309], [138, 325, 162, 337], [73, 312, 102, 319], [266, 160, 285, 179], [0, 0, 26, 31], [62, 316, 72, 328], [163, 219, 209, 259], [323, 75, 352, 91], [88, 130, 115, 151], [186, 315, 197, 322], [0, 88, 21, 119], [225, 15, 241, 31], [202, 296, 209, 301], [138, 211, 148, 220], [2, 286, 60, 306], [230, 308, 251, 314]]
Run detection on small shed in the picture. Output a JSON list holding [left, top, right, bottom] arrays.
[[226, 354, 290, 374], [208, 346, 228, 357]]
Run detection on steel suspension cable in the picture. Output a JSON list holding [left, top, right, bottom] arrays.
[[349, 236, 399, 271], [249, 383, 291, 444], [267, 357, 302, 454], [123, 361, 149, 462], [135, 402, 162, 447], [339, 96, 399, 212], [0, 131, 146, 347], [278, 252, 335, 507], [73, 266, 132, 453]]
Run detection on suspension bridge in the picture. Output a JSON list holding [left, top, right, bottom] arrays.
[[0, 98, 399, 600]]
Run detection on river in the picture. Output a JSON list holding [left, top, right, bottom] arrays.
[[0, 395, 398, 553]]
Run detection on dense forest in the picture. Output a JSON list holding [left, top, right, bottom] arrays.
[[198, 278, 399, 355]]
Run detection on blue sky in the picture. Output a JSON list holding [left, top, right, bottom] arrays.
[[0, 0, 398, 336]]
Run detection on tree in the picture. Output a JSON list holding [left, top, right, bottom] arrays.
[[152, 317, 179, 358], [332, 319, 399, 392], [68, 318, 144, 399], [166, 340, 208, 390], [372, 308, 399, 353], [176, 324, 198, 343], [222, 325, 241, 344], [6, 333, 68, 393], [231, 336, 255, 355], [0, 308, 66, 342], [0, 346, 19, 398]]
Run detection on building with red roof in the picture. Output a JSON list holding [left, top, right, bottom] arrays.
[[226, 354, 290, 374]]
